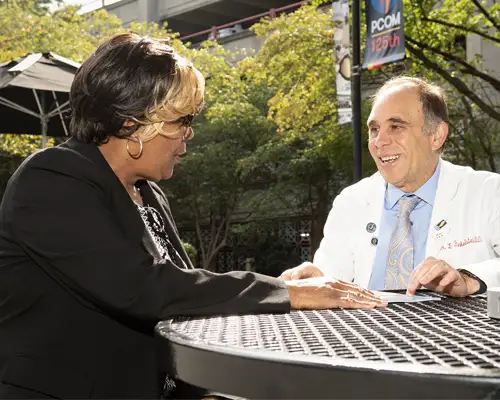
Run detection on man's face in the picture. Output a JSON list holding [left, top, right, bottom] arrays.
[[367, 86, 444, 193]]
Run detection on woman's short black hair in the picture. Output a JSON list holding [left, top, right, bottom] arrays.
[[69, 33, 204, 144]]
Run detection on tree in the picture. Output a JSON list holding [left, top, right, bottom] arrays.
[[403, 0, 499, 122], [0, 0, 55, 12], [237, 4, 376, 253], [0, 134, 58, 196], [0, 0, 176, 63], [162, 43, 277, 271], [401, 0, 500, 171]]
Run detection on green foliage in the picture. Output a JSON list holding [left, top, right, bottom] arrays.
[[0, 134, 56, 197], [0, 133, 54, 157], [406, 0, 499, 116], [0, 148, 22, 196], [244, 4, 376, 176], [0, 0, 177, 63], [248, 5, 335, 135], [181, 241, 197, 265], [163, 43, 276, 270], [169, 5, 377, 263], [238, 5, 369, 251]]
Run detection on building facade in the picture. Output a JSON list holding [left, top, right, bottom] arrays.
[[100, 0, 307, 63]]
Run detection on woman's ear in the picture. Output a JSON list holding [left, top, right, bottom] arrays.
[[120, 119, 140, 136], [123, 120, 136, 128]]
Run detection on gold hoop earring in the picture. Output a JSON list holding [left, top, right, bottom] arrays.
[[126, 137, 143, 159]]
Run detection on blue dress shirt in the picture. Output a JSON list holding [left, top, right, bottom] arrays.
[[368, 161, 441, 290]]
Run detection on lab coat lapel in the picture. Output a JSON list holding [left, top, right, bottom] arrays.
[[357, 173, 386, 287], [426, 160, 459, 257]]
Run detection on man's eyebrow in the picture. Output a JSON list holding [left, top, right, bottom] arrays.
[[367, 117, 409, 127], [388, 117, 409, 125]]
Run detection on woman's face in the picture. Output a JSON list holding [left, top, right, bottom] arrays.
[[131, 120, 192, 182]]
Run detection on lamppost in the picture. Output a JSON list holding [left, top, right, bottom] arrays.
[[351, 0, 362, 183]]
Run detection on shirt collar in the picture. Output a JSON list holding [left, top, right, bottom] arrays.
[[385, 160, 441, 209]]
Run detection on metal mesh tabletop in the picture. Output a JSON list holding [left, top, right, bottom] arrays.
[[156, 295, 500, 398]]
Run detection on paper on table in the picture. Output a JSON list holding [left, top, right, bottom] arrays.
[[373, 291, 442, 303]]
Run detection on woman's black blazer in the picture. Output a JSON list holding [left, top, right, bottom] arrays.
[[0, 138, 290, 398]]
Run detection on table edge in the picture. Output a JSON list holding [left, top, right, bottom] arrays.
[[155, 319, 500, 380]]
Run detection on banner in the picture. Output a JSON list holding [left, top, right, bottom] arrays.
[[363, 0, 405, 70], [332, 0, 352, 125]]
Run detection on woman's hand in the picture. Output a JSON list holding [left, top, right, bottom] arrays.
[[285, 276, 387, 309]]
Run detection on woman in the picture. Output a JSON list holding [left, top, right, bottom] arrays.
[[0, 33, 385, 399]]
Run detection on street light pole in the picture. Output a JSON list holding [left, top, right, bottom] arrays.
[[351, 0, 362, 183]]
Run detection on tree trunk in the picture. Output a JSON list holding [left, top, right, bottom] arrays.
[[310, 174, 329, 254]]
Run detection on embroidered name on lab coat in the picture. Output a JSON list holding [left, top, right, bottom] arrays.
[[440, 236, 482, 251]]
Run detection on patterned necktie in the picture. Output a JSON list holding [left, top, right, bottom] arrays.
[[384, 195, 422, 290]]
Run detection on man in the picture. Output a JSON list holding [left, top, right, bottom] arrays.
[[282, 76, 500, 297]]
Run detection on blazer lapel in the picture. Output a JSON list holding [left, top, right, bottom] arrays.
[[64, 138, 147, 244], [426, 160, 459, 257], [64, 139, 192, 268]]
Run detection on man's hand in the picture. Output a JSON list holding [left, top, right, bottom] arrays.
[[286, 276, 387, 310], [279, 262, 324, 281], [407, 256, 480, 297]]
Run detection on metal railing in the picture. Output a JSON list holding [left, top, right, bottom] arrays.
[[178, 1, 309, 42]]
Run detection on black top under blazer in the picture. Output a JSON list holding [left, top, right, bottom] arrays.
[[0, 138, 290, 399]]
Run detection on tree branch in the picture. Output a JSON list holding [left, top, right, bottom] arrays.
[[460, 95, 496, 171], [447, 134, 476, 168], [447, 108, 479, 167], [307, 178, 314, 217], [193, 205, 207, 267], [406, 42, 500, 122], [421, 17, 500, 44], [205, 216, 227, 270], [405, 36, 500, 91], [471, 0, 500, 31], [212, 215, 226, 252], [208, 210, 216, 255]]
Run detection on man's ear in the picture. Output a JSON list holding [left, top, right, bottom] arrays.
[[432, 121, 448, 152]]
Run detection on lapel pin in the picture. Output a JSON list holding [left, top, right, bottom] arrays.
[[370, 237, 378, 246], [435, 219, 447, 231], [366, 222, 377, 233]]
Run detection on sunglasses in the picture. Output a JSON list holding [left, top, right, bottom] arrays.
[[168, 114, 195, 141], [178, 114, 194, 128]]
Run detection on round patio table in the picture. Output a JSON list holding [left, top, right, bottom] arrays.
[[156, 294, 500, 399]]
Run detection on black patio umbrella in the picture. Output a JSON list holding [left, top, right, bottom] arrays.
[[0, 52, 80, 148]]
